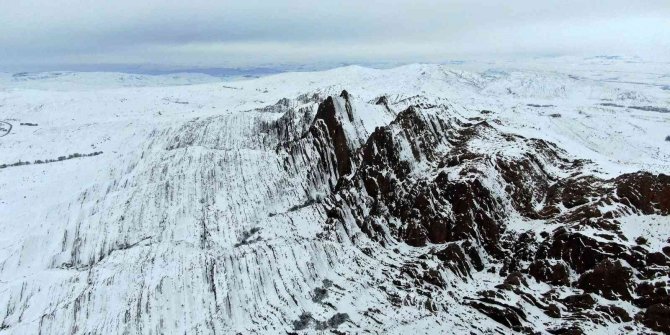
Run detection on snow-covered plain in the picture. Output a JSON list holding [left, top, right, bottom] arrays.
[[0, 59, 669, 334]]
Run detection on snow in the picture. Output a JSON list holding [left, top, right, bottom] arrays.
[[618, 215, 670, 251], [0, 58, 669, 334]]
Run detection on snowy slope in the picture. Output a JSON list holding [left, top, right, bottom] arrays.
[[0, 61, 669, 334]]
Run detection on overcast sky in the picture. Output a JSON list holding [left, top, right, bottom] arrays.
[[1, 0, 669, 71]]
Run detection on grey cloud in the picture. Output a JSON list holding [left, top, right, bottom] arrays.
[[1, 0, 669, 70]]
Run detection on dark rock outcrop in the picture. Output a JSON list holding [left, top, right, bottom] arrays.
[[639, 303, 670, 333], [577, 259, 634, 301], [274, 91, 670, 333]]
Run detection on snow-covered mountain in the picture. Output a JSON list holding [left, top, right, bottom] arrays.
[[0, 62, 669, 334]]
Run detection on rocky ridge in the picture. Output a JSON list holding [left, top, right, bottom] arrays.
[[271, 90, 670, 334], [1, 65, 669, 335]]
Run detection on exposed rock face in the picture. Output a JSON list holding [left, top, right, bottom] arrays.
[[616, 173, 670, 214], [311, 96, 355, 176], [528, 259, 570, 286], [640, 303, 670, 333], [274, 91, 670, 333], [577, 259, 633, 300], [1, 80, 668, 335]]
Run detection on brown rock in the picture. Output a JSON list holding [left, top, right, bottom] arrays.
[[528, 259, 570, 286], [634, 281, 670, 308], [596, 305, 632, 322], [503, 271, 527, 287], [544, 304, 561, 318], [647, 252, 668, 266], [548, 326, 585, 335], [466, 298, 526, 329], [561, 294, 596, 311], [640, 303, 670, 333], [577, 259, 634, 301], [616, 173, 670, 214]]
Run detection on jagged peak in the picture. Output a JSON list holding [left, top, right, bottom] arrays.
[[374, 95, 389, 106], [312, 92, 368, 146]]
